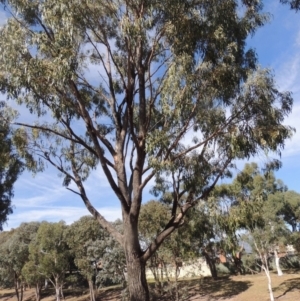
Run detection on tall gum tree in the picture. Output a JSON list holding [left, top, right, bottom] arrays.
[[28, 222, 70, 301], [0, 102, 24, 230], [0, 1, 295, 300], [0, 222, 40, 301]]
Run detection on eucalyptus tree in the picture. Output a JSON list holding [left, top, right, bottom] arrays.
[[0, 1, 294, 300], [278, 190, 300, 232], [22, 261, 44, 301], [139, 201, 209, 299], [0, 102, 24, 230], [66, 215, 108, 301], [281, 0, 300, 10], [139, 201, 175, 290], [90, 219, 126, 289], [213, 163, 290, 281], [139, 200, 217, 281], [268, 190, 300, 253], [240, 207, 289, 301], [0, 229, 15, 288], [213, 162, 287, 231], [28, 221, 70, 301], [0, 222, 40, 301]]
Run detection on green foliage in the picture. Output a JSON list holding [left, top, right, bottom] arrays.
[[213, 162, 287, 232], [66, 216, 126, 290], [280, 0, 300, 11], [92, 220, 126, 287], [0, 218, 126, 292], [139, 201, 208, 270], [0, 0, 293, 213], [65, 216, 125, 288], [210, 162, 293, 275], [0, 1, 296, 298], [277, 191, 300, 231], [66, 216, 105, 281], [0, 222, 40, 291], [0, 102, 24, 230], [28, 221, 71, 298], [22, 260, 44, 288]]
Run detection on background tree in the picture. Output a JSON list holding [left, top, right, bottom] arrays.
[[241, 211, 289, 301], [268, 190, 300, 253], [281, 0, 300, 10], [0, 1, 294, 300], [22, 261, 44, 301], [140, 201, 209, 300], [66, 215, 108, 301], [28, 221, 70, 301], [0, 222, 40, 301], [190, 201, 221, 279], [0, 229, 15, 288], [212, 163, 291, 300], [89, 219, 126, 289], [0, 102, 24, 230], [278, 191, 300, 232], [139, 201, 175, 294], [212, 162, 287, 233]]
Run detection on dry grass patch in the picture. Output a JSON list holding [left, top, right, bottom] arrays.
[[1, 272, 299, 301]]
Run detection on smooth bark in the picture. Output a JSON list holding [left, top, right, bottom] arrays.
[[55, 287, 60, 301], [262, 263, 274, 301], [274, 250, 283, 276], [35, 283, 41, 301], [88, 280, 96, 301]]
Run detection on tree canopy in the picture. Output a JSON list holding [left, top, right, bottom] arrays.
[[28, 221, 71, 301], [0, 1, 295, 300], [0, 222, 40, 301], [0, 102, 24, 230]]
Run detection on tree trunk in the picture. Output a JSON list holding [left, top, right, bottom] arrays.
[[123, 207, 150, 301], [274, 250, 283, 276], [126, 254, 149, 301], [233, 256, 244, 275], [55, 287, 60, 301], [174, 263, 180, 301], [54, 279, 61, 301], [14, 273, 20, 301], [35, 283, 41, 301], [88, 280, 96, 301], [203, 250, 218, 280], [20, 285, 23, 301], [59, 286, 64, 300], [262, 264, 274, 301]]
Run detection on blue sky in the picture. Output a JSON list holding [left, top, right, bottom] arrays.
[[2, 1, 300, 230]]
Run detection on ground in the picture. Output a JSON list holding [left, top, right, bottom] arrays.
[[1, 272, 300, 301]]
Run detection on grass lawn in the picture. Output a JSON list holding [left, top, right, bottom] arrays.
[[1, 271, 299, 301]]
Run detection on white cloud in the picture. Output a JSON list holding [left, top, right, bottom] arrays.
[[0, 11, 8, 27], [281, 100, 300, 157], [3, 205, 122, 230], [270, 24, 300, 158], [275, 53, 300, 93], [3, 162, 123, 231]]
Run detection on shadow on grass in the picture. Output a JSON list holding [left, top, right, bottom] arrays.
[[0, 292, 15, 300], [97, 287, 122, 301], [274, 277, 300, 299], [149, 276, 252, 301], [196, 276, 252, 300], [42, 286, 123, 301], [279, 269, 300, 275]]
